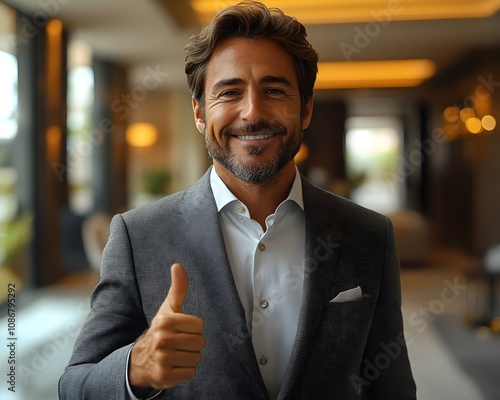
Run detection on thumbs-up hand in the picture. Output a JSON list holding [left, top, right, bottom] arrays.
[[129, 264, 205, 395], [163, 262, 189, 314]]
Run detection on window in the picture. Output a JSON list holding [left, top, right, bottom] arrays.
[[0, 3, 31, 301], [67, 39, 94, 214], [345, 116, 403, 214]]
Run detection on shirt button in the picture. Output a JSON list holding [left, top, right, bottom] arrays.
[[237, 206, 246, 214], [259, 299, 269, 309], [259, 356, 268, 366], [258, 243, 266, 251]]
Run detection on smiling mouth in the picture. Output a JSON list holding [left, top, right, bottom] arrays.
[[236, 133, 274, 140]]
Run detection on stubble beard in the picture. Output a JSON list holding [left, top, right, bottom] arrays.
[[205, 123, 303, 183]]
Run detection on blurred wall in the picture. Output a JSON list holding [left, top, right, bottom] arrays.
[[426, 49, 500, 257]]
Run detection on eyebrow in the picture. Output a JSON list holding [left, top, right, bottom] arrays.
[[259, 75, 293, 88], [211, 75, 293, 92], [212, 78, 245, 92]]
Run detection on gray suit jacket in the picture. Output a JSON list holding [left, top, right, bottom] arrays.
[[59, 168, 416, 399]]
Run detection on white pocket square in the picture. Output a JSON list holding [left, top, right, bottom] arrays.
[[330, 286, 364, 303]]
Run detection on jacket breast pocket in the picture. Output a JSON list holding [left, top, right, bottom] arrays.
[[300, 299, 375, 396], [318, 299, 372, 351]]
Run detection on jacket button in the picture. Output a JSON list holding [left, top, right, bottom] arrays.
[[259, 356, 268, 365], [258, 243, 266, 251]]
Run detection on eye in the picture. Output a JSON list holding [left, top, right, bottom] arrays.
[[266, 88, 286, 96], [220, 90, 239, 97]]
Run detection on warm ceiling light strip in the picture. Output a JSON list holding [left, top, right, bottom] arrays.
[[315, 59, 436, 89], [189, 0, 500, 24]]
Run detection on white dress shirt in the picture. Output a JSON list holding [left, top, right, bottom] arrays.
[[126, 167, 306, 400], [211, 167, 305, 399]]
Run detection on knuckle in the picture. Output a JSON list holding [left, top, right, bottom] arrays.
[[148, 329, 175, 349], [154, 314, 176, 329], [187, 368, 196, 380], [194, 352, 202, 365], [180, 367, 196, 382], [198, 335, 206, 349], [198, 319, 205, 332], [151, 368, 172, 387]]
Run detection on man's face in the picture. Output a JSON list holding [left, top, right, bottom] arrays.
[[192, 37, 313, 183]]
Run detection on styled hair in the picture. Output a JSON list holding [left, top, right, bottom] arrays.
[[184, 1, 318, 112]]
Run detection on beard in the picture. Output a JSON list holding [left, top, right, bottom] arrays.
[[205, 121, 303, 183]]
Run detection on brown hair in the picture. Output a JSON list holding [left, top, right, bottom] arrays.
[[184, 1, 318, 112]]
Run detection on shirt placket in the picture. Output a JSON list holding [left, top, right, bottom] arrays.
[[252, 220, 281, 394]]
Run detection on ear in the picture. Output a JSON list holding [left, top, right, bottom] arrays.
[[192, 98, 205, 134], [301, 96, 314, 130]]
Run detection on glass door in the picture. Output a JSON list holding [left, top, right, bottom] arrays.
[[0, 3, 31, 302]]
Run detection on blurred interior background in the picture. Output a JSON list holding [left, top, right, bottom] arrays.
[[0, 0, 499, 399]]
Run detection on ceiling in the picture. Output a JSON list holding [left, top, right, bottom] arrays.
[[3, 0, 500, 90]]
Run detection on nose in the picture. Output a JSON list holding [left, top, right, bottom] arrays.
[[240, 90, 266, 124]]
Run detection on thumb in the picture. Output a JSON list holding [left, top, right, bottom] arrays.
[[165, 263, 189, 314]]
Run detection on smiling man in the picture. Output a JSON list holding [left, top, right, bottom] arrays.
[[193, 36, 313, 229], [59, 2, 416, 399]]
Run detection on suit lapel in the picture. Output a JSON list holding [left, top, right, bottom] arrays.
[[278, 178, 343, 399], [180, 169, 269, 399]]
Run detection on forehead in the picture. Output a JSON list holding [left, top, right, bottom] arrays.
[[205, 37, 298, 87]]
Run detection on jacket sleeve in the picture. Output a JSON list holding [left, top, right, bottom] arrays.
[[360, 217, 417, 400], [59, 214, 149, 400]]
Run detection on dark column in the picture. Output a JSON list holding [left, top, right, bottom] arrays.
[[91, 58, 128, 214], [301, 99, 347, 189], [15, 15, 68, 286]]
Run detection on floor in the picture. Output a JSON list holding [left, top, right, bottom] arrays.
[[1, 251, 499, 400], [399, 252, 499, 400], [0, 272, 99, 400]]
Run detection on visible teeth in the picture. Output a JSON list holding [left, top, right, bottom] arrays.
[[237, 134, 273, 140]]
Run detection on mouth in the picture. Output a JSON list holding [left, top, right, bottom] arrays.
[[235, 133, 274, 140], [224, 122, 286, 141]]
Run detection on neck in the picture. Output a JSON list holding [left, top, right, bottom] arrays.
[[214, 162, 296, 230]]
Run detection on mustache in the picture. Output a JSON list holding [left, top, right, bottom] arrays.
[[222, 121, 287, 136]]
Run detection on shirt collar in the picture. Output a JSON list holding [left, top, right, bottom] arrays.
[[210, 166, 304, 212]]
